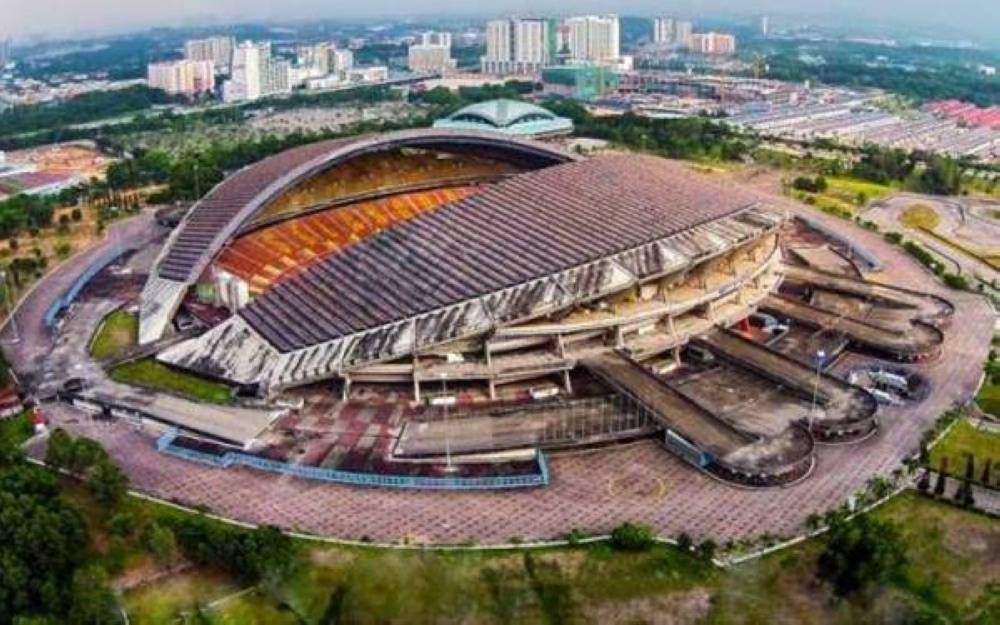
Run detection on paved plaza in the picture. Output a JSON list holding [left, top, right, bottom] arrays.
[[17, 181, 998, 545]]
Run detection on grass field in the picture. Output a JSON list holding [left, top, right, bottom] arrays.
[[90, 309, 138, 360], [928, 418, 1000, 485], [110, 358, 232, 404], [113, 492, 999, 624], [824, 177, 895, 205]]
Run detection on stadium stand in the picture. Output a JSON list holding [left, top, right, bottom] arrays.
[[217, 185, 480, 291]]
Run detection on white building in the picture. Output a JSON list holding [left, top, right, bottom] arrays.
[[347, 66, 388, 83], [675, 21, 693, 49], [331, 49, 354, 74], [689, 32, 737, 55], [653, 18, 674, 44], [564, 15, 620, 64], [408, 32, 456, 75], [184, 36, 235, 74], [481, 18, 551, 76], [223, 41, 290, 103], [147, 59, 215, 96]]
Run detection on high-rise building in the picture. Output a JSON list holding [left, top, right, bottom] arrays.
[[653, 17, 674, 44], [689, 32, 737, 55], [481, 18, 551, 76], [564, 15, 620, 64], [147, 59, 216, 96], [408, 31, 456, 74], [418, 31, 452, 47], [223, 41, 289, 103], [0, 38, 11, 66], [761, 15, 770, 38], [184, 36, 236, 74], [331, 49, 354, 74], [675, 20, 694, 49], [298, 42, 334, 76]]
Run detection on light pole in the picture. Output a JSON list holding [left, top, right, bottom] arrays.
[[440, 372, 456, 473], [809, 349, 826, 433], [0, 271, 19, 344]]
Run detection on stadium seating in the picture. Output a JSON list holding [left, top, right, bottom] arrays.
[[217, 185, 479, 292], [256, 149, 521, 223]]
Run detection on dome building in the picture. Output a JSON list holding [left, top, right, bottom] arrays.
[[432, 99, 574, 138]]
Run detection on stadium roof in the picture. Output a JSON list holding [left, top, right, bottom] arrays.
[[240, 154, 765, 352], [433, 100, 574, 137], [139, 129, 575, 344]]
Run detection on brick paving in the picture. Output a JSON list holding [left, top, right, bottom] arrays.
[[30, 198, 998, 545]]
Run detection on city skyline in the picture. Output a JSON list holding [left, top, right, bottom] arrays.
[[4, 0, 999, 45]]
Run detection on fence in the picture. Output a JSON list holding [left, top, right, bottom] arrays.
[[44, 244, 139, 331], [156, 431, 550, 491]]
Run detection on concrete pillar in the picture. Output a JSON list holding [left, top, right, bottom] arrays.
[[341, 375, 352, 402], [673, 347, 681, 365], [562, 370, 573, 394], [615, 325, 625, 349], [488, 379, 497, 400]]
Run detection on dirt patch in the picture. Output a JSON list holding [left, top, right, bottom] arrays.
[[585, 588, 713, 625]]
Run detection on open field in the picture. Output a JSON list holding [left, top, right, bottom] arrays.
[[824, 177, 895, 205], [109, 492, 999, 624], [110, 358, 232, 404], [90, 309, 137, 360]]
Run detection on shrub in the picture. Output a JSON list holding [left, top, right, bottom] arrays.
[[675, 532, 694, 553], [609, 522, 656, 551]]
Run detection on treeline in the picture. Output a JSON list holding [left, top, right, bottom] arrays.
[[761, 53, 1000, 107], [1, 424, 300, 622], [410, 81, 541, 112], [813, 146, 964, 195], [0, 85, 179, 140], [0, 85, 401, 152], [546, 99, 754, 161], [108, 113, 439, 203], [0, 184, 88, 238]]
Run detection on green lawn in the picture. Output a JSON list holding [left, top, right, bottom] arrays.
[[928, 418, 1000, 485], [90, 310, 138, 360], [824, 176, 894, 204], [977, 383, 1000, 416], [110, 358, 232, 404], [113, 491, 999, 624]]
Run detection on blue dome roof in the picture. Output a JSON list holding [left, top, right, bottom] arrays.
[[433, 99, 574, 138]]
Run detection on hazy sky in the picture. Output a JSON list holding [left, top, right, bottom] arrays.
[[4, 0, 999, 42]]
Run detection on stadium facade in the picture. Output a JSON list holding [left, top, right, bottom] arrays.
[[143, 129, 785, 398]]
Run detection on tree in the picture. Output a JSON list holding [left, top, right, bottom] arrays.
[[695, 539, 718, 562], [0, 462, 89, 619], [68, 564, 119, 624], [147, 523, 179, 566], [609, 522, 657, 551], [816, 515, 907, 597], [87, 459, 128, 508], [44, 427, 74, 471], [982, 459, 992, 486]]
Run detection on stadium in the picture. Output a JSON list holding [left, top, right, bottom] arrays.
[[133, 127, 952, 488]]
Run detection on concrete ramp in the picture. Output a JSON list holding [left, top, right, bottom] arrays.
[[582, 352, 751, 461], [698, 329, 877, 441], [581, 352, 814, 486], [763, 294, 943, 359], [782, 265, 954, 325]]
